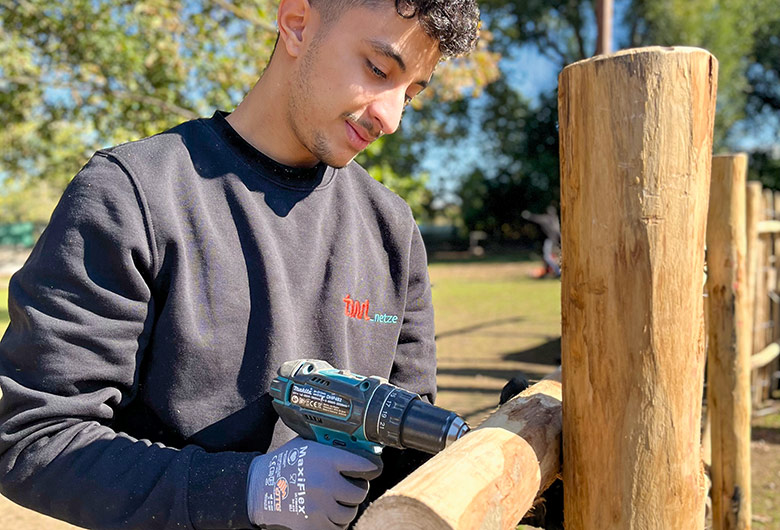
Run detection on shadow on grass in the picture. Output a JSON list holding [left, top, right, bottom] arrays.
[[435, 316, 527, 340], [429, 250, 537, 265], [503, 336, 562, 366], [436, 337, 562, 395], [437, 365, 555, 384], [753, 425, 780, 445]]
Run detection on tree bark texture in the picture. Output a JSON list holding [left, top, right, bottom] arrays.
[[707, 154, 751, 530], [558, 46, 718, 530]]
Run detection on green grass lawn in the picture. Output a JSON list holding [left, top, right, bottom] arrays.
[[428, 258, 561, 423]]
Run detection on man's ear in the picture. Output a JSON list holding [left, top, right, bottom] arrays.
[[277, 0, 312, 58]]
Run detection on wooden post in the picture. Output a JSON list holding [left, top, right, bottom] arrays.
[[595, 0, 613, 55], [707, 154, 751, 530], [773, 192, 780, 397], [746, 182, 762, 405], [760, 189, 775, 401], [356, 372, 562, 530], [558, 47, 717, 529]]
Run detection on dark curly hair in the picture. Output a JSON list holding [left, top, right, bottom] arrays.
[[311, 0, 480, 58]]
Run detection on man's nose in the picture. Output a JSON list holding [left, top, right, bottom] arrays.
[[369, 89, 406, 136]]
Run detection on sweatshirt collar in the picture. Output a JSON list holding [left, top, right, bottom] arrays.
[[208, 111, 332, 189]]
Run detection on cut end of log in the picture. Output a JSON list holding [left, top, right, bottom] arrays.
[[558, 46, 719, 97], [565, 45, 716, 67], [356, 495, 453, 530]]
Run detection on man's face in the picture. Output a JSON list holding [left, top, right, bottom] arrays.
[[286, 3, 441, 168]]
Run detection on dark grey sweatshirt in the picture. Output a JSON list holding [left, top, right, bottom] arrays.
[[0, 112, 436, 529]]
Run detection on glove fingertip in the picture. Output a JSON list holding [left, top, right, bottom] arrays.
[[341, 454, 383, 480]]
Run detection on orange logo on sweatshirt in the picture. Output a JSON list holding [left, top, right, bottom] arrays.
[[343, 294, 370, 320], [343, 294, 399, 324]]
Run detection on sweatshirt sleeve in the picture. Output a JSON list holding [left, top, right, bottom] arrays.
[[0, 153, 256, 530], [388, 222, 437, 404]]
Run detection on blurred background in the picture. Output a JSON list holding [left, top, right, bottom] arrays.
[[0, 1, 779, 528], [1, 0, 778, 252]]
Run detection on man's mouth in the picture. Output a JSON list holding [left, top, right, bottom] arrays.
[[345, 120, 373, 151]]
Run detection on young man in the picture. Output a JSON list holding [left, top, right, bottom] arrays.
[[0, 0, 480, 529]]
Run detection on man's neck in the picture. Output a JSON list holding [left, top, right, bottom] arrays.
[[226, 67, 319, 169]]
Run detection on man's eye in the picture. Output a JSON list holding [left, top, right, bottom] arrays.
[[367, 61, 387, 79]]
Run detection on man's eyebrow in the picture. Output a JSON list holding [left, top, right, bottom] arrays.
[[368, 39, 407, 72], [367, 39, 431, 89]]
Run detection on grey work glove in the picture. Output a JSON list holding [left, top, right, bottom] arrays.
[[247, 437, 382, 530]]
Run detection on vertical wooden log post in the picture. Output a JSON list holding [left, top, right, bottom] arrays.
[[760, 189, 775, 401], [773, 192, 780, 396], [558, 47, 717, 529], [746, 182, 762, 405], [707, 154, 752, 530]]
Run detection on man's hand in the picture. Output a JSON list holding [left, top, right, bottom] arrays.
[[247, 437, 382, 530]]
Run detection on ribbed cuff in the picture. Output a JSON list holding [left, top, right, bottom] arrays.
[[188, 449, 259, 529]]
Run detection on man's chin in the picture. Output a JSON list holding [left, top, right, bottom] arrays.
[[310, 133, 363, 168], [319, 152, 358, 169]]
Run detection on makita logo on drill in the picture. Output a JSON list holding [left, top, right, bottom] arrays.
[[343, 294, 399, 324]]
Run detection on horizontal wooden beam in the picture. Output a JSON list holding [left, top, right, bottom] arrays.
[[356, 370, 562, 530], [752, 342, 780, 370], [757, 220, 780, 234]]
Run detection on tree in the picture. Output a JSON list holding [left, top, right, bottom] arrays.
[[0, 0, 499, 220], [747, 148, 780, 189], [746, 14, 780, 120], [457, 80, 559, 240], [453, 0, 775, 238], [1, 0, 279, 189], [453, 0, 594, 238], [0, 179, 62, 225], [625, 0, 764, 148]]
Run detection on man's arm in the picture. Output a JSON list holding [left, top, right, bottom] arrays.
[[0, 154, 256, 530]]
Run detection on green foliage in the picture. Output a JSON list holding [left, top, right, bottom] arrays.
[[360, 137, 434, 222], [625, 0, 763, 148], [748, 16, 780, 112], [1, 0, 279, 190], [744, 8, 780, 157], [455, 0, 778, 238], [0, 281, 11, 336], [0, 179, 61, 225], [0, 280, 8, 334], [748, 149, 780, 189], [0, 1, 500, 222], [457, 80, 560, 238], [481, 0, 595, 66]]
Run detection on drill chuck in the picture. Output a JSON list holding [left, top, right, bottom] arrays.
[[364, 384, 470, 453], [270, 359, 470, 455]]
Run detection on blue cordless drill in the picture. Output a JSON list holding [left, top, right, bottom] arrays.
[[270, 359, 470, 456]]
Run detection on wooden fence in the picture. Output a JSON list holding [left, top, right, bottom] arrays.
[[355, 46, 778, 530], [747, 183, 780, 403], [705, 167, 780, 530]]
